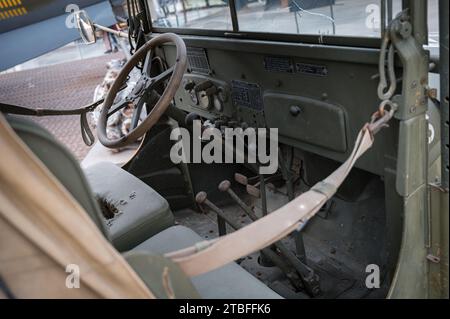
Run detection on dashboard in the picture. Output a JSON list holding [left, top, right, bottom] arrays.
[[159, 38, 397, 177]]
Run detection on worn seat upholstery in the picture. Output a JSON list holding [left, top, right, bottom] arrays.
[[84, 162, 174, 251], [132, 225, 282, 299], [8, 116, 281, 299], [8, 116, 174, 250]]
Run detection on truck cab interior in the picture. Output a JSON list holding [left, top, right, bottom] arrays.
[[0, 0, 448, 299]]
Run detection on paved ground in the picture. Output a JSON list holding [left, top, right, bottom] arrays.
[[0, 52, 123, 161], [3, 40, 110, 73]]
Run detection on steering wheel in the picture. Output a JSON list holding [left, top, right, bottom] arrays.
[[97, 33, 187, 148]]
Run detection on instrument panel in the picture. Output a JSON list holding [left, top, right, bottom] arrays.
[[163, 41, 389, 176]]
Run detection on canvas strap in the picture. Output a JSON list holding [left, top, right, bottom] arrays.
[[0, 114, 153, 298], [0, 99, 103, 146], [165, 125, 376, 277]]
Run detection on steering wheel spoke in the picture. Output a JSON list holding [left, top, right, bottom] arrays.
[[130, 98, 146, 129], [108, 98, 130, 117], [142, 50, 153, 77], [148, 65, 175, 88]]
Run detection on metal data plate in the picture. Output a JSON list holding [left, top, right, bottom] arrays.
[[187, 47, 211, 74], [296, 63, 329, 76], [231, 80, 263, 111], [264, 56, 328, 77], [263, 56, 295, 73]]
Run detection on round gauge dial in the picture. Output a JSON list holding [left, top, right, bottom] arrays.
[[213, 95, 223, 112], [190, 91, 198, 105], [199, 91, 211, 109]]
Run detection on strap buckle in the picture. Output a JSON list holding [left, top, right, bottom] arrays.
[[366, 100, 397, 136]]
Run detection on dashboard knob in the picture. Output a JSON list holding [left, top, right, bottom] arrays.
[[214, 120, 225, 128], [289, 105, 303, 117], [194, 80, 213, 92], [184, 81, 195, 91], [204, 86, 218, 96], [217, 87, 228, 103], [228, 120, 238, 127]]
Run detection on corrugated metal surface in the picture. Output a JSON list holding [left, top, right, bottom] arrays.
[[0, 53, 122, 160]]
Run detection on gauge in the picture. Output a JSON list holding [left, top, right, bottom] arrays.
[[199, 91, 211, 109], [217, 87, 228, 103], [213, 95, 223, 112], [190, 91, 198, 105]]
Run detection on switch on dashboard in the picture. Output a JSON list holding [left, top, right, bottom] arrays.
[[184, 81, 195, 91], [181, 76, 228, 113]]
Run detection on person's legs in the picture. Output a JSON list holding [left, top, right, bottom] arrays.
[[103, 31, 112, 54], [110, 34, 119, 52]]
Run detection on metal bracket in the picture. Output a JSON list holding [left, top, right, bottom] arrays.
[[389, 11, 429, 120]]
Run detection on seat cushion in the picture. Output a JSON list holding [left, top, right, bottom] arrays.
[[132, 225, 282, 299], [84, 162, 174, 251], [124, 252, 201, 299]]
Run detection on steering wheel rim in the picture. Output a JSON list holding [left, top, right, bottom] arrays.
[[97, 33, 187, 148]]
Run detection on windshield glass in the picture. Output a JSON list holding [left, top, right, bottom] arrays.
[[149, 0, 233, 30], [237, 0, 382, 37], [148, 0, 439, 44]]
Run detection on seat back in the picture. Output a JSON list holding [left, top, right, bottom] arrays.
[[7, 116, 108, 237]]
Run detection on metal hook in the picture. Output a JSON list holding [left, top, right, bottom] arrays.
[[377, 34, 397, 101], [367, 100, 397, 135]]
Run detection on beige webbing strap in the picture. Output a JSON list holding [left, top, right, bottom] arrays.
[[166, 127, 374, 277], [0, 114, 153, 299]]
